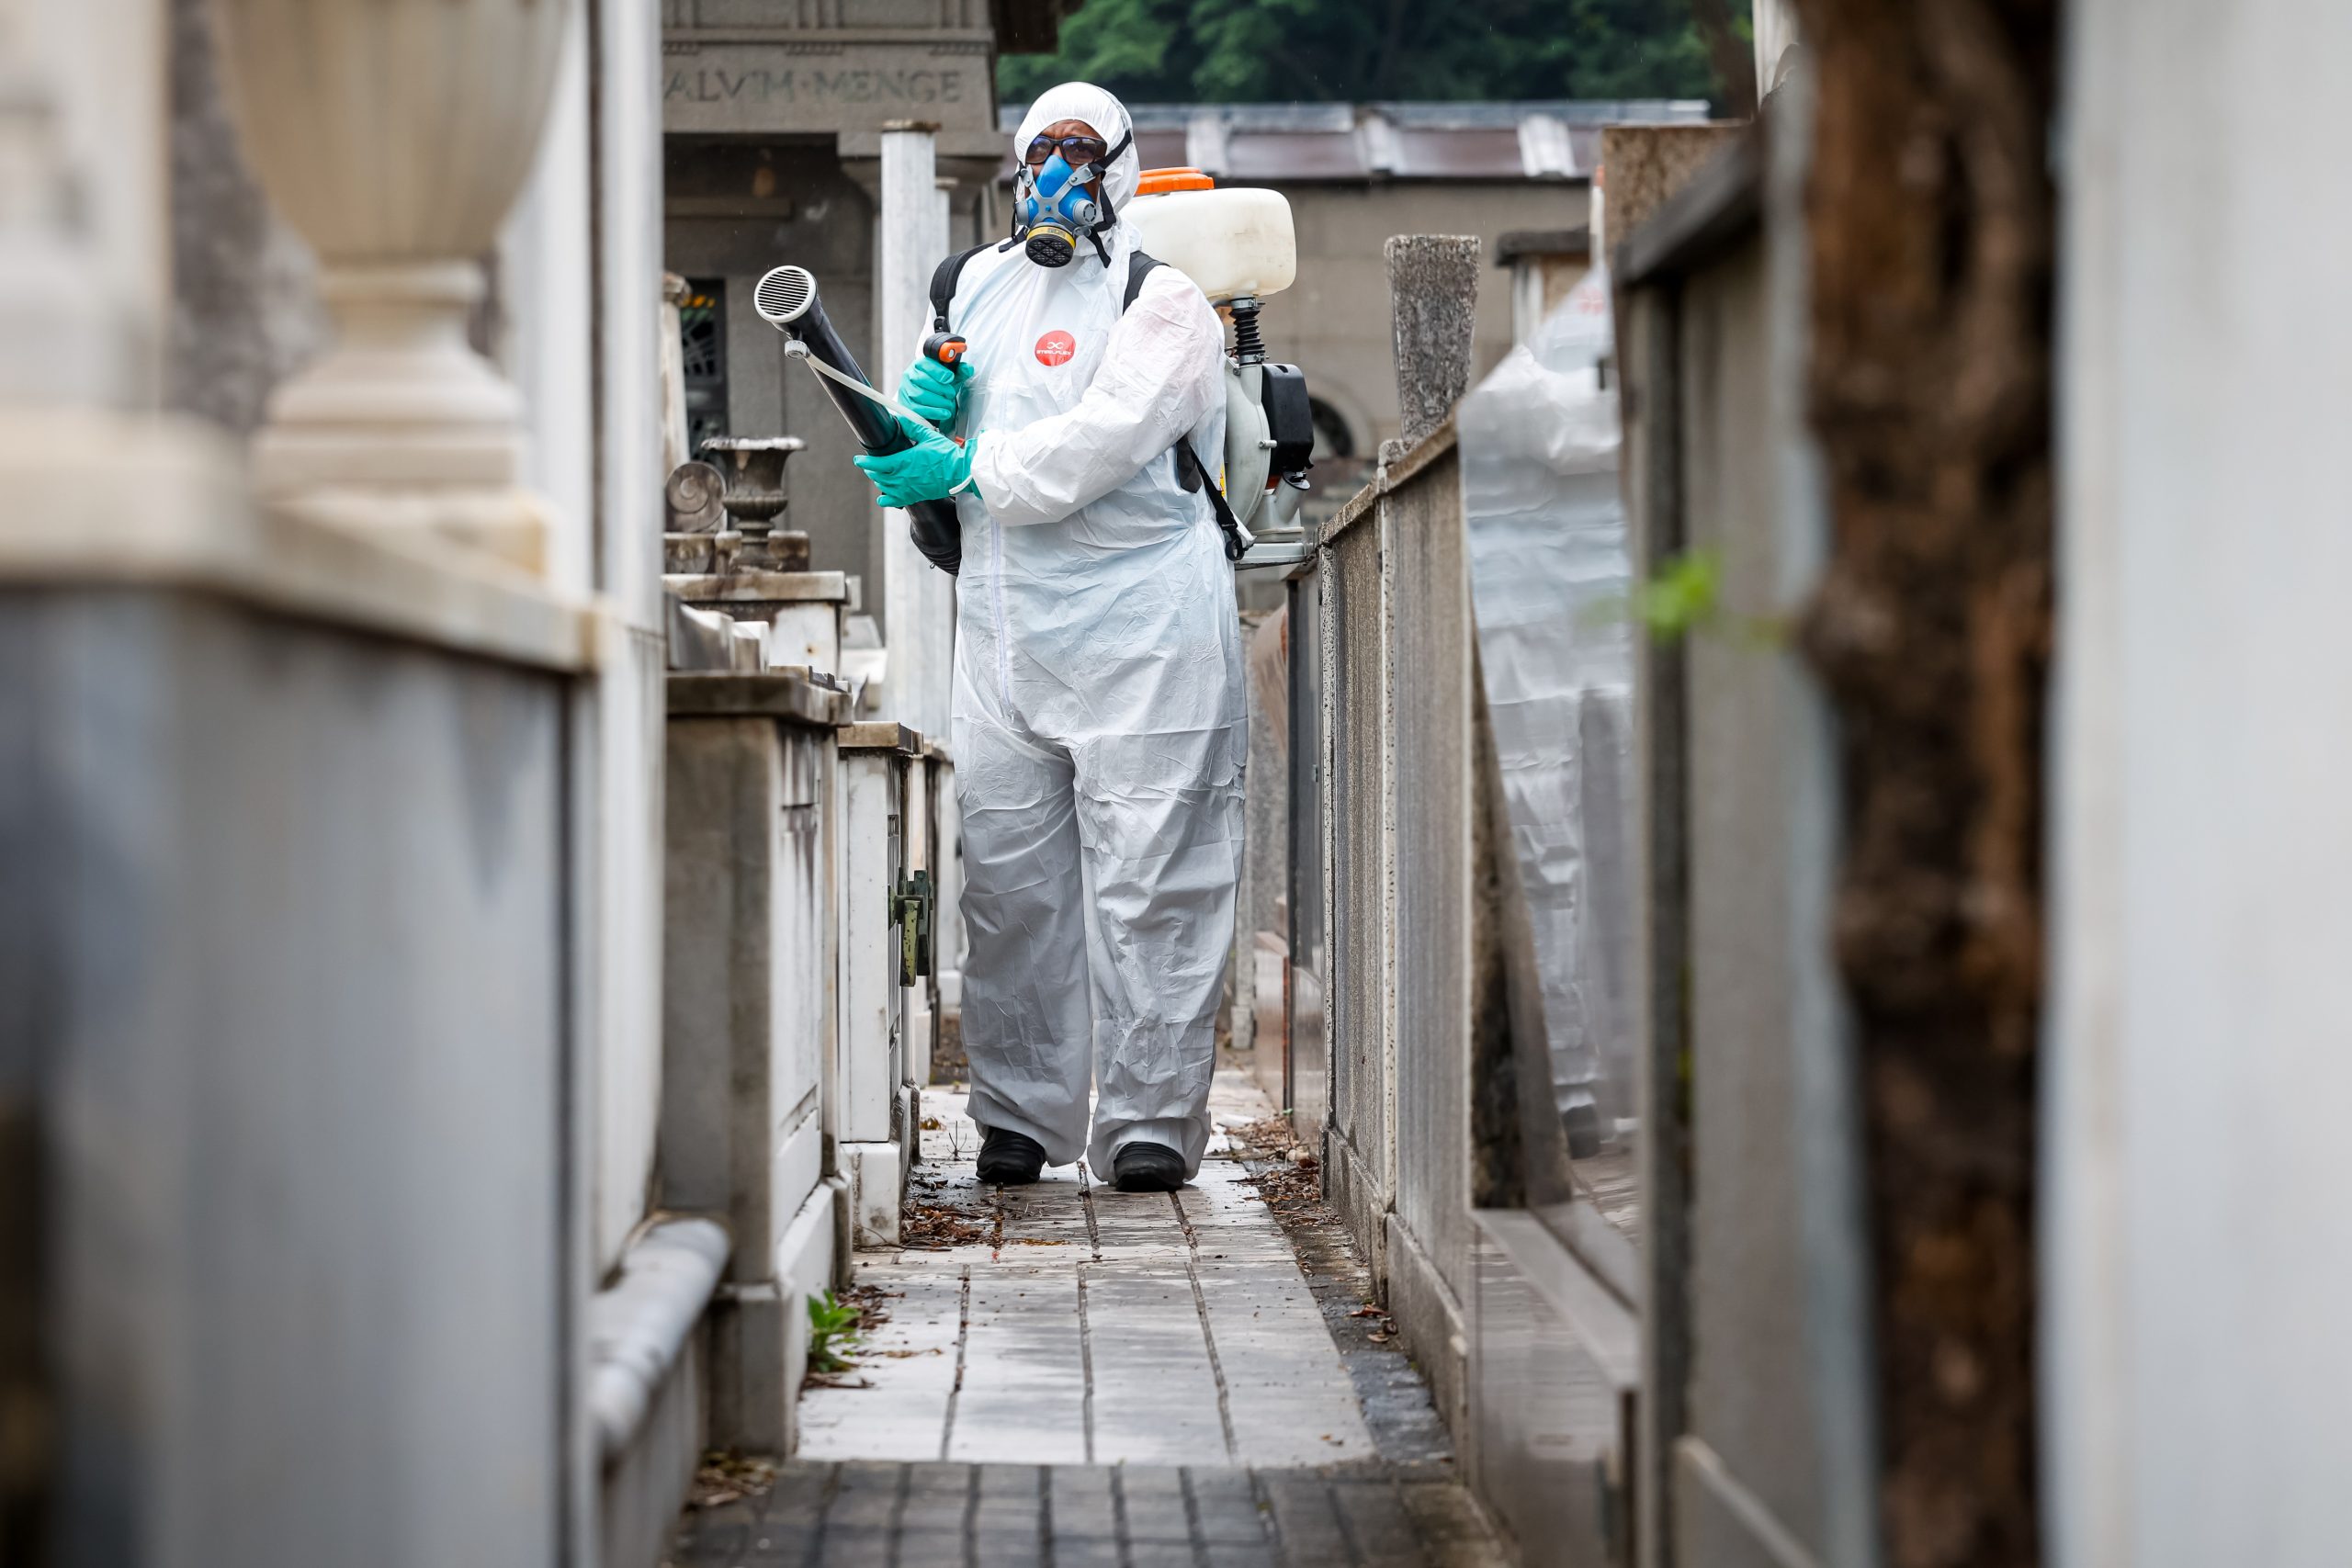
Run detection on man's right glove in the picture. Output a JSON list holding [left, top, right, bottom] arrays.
[[898, 355, 973, 432], [855, 418, 978, 509]]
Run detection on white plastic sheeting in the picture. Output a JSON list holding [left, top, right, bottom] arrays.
[[1459, 267, 1641, 1156]]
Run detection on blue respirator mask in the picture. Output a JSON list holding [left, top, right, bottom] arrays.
[[1012, 130, 1131, 268]]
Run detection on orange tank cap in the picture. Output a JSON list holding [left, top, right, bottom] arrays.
[[1136, 166, 1216, 196]]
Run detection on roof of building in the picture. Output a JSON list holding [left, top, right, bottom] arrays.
[[1496, 228, 1593, 265], [995, 99, 1712, 184]]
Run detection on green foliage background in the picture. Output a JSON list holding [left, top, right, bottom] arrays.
[[1000, 0, 1739, 107]]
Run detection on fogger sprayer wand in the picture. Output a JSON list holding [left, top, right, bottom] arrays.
[[753, 265, 961, 576]]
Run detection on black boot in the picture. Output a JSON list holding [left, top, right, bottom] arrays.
[[978, 1126, 1046, 1186], [1111, 1142, 1186, 1193]]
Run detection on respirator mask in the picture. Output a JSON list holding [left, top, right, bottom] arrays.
[[1012, 130, 1130, 267]]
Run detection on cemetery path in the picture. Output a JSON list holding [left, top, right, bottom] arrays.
[[667, 1068, 1509, 1568]]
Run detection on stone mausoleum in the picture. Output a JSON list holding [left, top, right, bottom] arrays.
[[661, 0, 1077, 626]]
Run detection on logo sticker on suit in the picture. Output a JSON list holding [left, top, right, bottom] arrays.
[[1034, 330, 1077, 367]]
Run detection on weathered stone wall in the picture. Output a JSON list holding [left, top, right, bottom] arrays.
[[164, 0, 324, 434], [1599, 122, 1743, 256], [5, 586, 574, 1565], [1384, 236, 1482, 450]]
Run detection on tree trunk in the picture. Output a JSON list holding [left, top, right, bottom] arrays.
[[1789, 1, 2056, 1564]]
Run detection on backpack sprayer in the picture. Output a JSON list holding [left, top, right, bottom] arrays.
[[1124, 170, 1315, 559], [752, 264, 963, 575]]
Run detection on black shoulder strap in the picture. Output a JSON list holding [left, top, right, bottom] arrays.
[[928, 244, 991, 331], [1184, 441, 1252, 562], [1124, 251, 1165, 311]]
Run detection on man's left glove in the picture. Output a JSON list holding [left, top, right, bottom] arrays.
[[898, 355, 972, 431], [854, 417, 979, 509]]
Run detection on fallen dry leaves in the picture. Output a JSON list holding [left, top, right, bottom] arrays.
[[689, 1450, 778, 1508], [899, 1201, 992, 1249]]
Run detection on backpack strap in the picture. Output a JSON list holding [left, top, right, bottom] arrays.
[[1124, 250, 1164, 311], [928, 243, 992, 332], [1123, 250, 1250, 560], [1183, 440, 1253, 562]]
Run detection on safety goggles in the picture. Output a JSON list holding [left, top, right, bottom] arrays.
[[1023, 133, 1111, 167]]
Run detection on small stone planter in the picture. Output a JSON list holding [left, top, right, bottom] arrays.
[[698, 436, 808, 570]]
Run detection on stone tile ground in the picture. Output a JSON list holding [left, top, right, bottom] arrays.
[[672, 1460, 1504, 1568], [669, 1065, 1510, 1568]]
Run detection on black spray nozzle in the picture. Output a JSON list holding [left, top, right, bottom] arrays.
[[755, 265, 961, 575]]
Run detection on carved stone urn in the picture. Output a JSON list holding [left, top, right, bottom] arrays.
[[207, 0, 571, 571]]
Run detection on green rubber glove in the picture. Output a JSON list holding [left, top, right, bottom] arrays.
[[898, 355, 972, 430], [855, 417, 978, 509]]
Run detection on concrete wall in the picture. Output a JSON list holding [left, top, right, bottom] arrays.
[[1296, 434, 1481, 1427], [1385, 446, 1476, 1435], [590, 0, 675, 1289], [2047, 3, 2352, 1563], [1671, 231, 1830, 1562], [175, 0, 674, 1286], [1286, 566, 1330, 1146], [1612, 101, 1873, 1568], [1320, 480, 1394, 1288], [1471, 1212, 1640, 1567], [46, 0, 687, 1558], [3, 587, 579, 1567], [1231, 609, 1289, 1096], [1298, 425, 1638, 1567], [661, 676, 844, 1455], [507, 0, 674, 1279]]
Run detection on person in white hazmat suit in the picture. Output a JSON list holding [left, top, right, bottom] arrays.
[[853, 82, 1245, 1194]]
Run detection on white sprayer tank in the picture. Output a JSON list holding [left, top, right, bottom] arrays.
[[1125, 185, 1296, 303]]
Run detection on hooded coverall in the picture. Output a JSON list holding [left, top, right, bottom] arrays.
[[941, 82, 1244, 1179]]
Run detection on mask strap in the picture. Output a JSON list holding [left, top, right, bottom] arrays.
[[1084, 128, 1134, 265]]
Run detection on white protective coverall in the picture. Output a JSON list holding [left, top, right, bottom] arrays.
[[944, 81, 1244, 1179]]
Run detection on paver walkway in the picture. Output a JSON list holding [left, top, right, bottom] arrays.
[[671, 1459, 1500, 1568], [804, 1078, 1370, 1467], [670, 1067, 1507, 1568]]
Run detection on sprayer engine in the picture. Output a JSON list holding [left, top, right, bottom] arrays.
[[1126, 171, 1316, 540]]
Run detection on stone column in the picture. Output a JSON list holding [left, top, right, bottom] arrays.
[[874, 119, 956, 742], [1385, 234, 1482, 457], [206, 0, 573, 574], [660, 273, 691, 476]]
